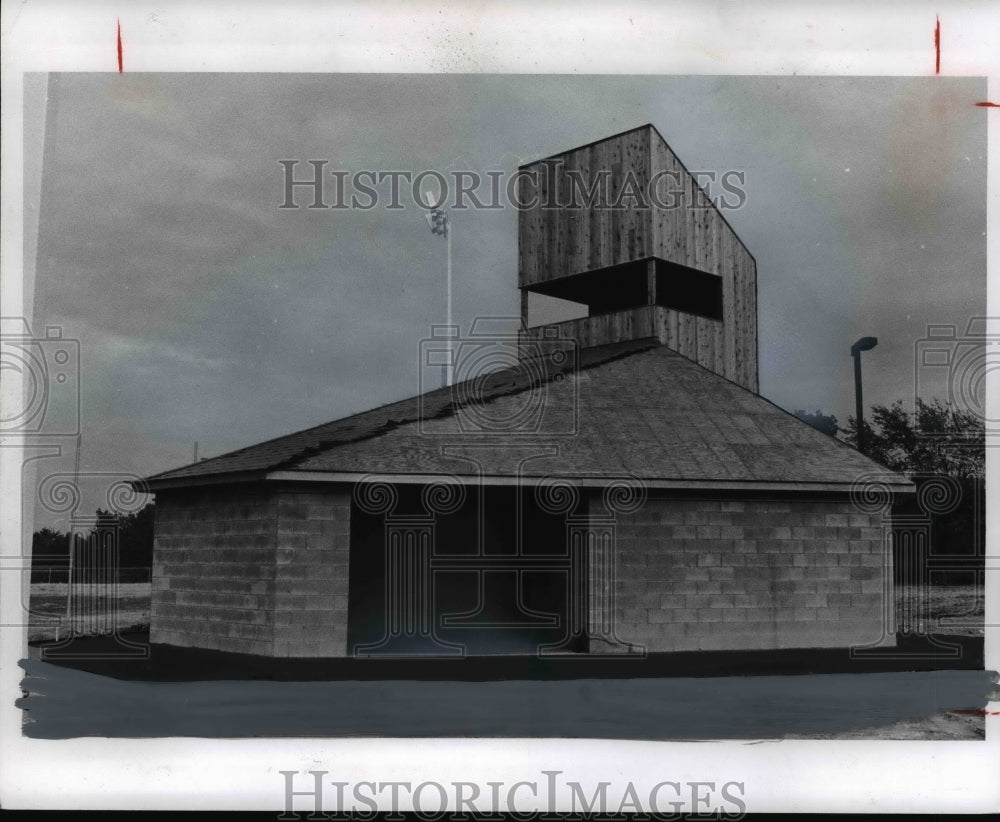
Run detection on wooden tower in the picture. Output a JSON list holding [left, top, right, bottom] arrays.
[[518, 124, 758, 392]]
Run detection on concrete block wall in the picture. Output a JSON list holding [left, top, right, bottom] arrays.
[[272, 488, 352, 657], [150, 486, 279, 656], [612, 496, 892, 652], [150, 483, 352, 657]]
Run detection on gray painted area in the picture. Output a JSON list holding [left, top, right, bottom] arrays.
[[18, 659, 992, 740]]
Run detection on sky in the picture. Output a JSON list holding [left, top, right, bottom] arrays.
[[27, 73, 987, 529]]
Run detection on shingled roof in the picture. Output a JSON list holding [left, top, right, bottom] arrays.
[[142, 339, 912, 493]]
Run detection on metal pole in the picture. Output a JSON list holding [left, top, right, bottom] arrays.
[[60, 433, 83, 641], [853, 351, 864, 453], [446, 214, 453, 387]]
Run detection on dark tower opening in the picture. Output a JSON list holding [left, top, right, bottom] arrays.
[[655, 261, 723, 321], [523, 257, 723, 321]]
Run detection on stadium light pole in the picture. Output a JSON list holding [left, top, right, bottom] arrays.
[[851, 336, 878, 453], [425, 206, 452, 387]]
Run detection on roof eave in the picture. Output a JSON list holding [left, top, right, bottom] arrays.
[[133, 469, 270, 493], [264, 470, 916, 495], [133, 466, 915, 497]]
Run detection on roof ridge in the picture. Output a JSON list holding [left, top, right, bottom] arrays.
[[273, 338, 662, 471], [142, 337, 661, 483], [141, 389, 443, 482], [646, 345, 892, 465]]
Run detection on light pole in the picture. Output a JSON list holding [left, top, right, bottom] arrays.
[[426, 206, 452, 387], [445, 210, 452, 387], [851, 336, 878, 453]]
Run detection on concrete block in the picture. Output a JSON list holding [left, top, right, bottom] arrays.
[[860, 578, 884, 595], [850, 566, 878, 581]]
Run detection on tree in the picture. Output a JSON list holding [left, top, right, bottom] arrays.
[[94, 502, 156, 568], [793, 409, 839, 437], [30, 527, 70, 569], [31, 502, 156, 577], [841, 398, 985, 586], [841, 398, 984, 478]]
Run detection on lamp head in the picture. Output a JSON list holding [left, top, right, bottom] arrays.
[[851, 336, 878, 355]]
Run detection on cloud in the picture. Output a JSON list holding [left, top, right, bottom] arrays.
[[30, 74, 986, 526]]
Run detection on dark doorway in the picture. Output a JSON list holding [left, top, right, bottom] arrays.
[[347, 483, 588, 656]]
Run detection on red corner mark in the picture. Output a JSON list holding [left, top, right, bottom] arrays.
[[934, 12, 996, 104], [117, 20, 123, 73], [934, 15, 940, 75], [948, 709, 1000, 716]]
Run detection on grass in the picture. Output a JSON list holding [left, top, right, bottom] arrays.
[[894, 584, 985, 636], [25, 582, 151, 642]]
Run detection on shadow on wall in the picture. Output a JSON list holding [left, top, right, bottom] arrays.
[[347, 484, 589, 656]]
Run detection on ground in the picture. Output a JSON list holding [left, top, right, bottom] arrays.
[[786, 709, 986, 741], [21, 581, 991, 740], [25, 581, 150, 642]]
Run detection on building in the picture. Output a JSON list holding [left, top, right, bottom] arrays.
[[140, 125, 913, 659]]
